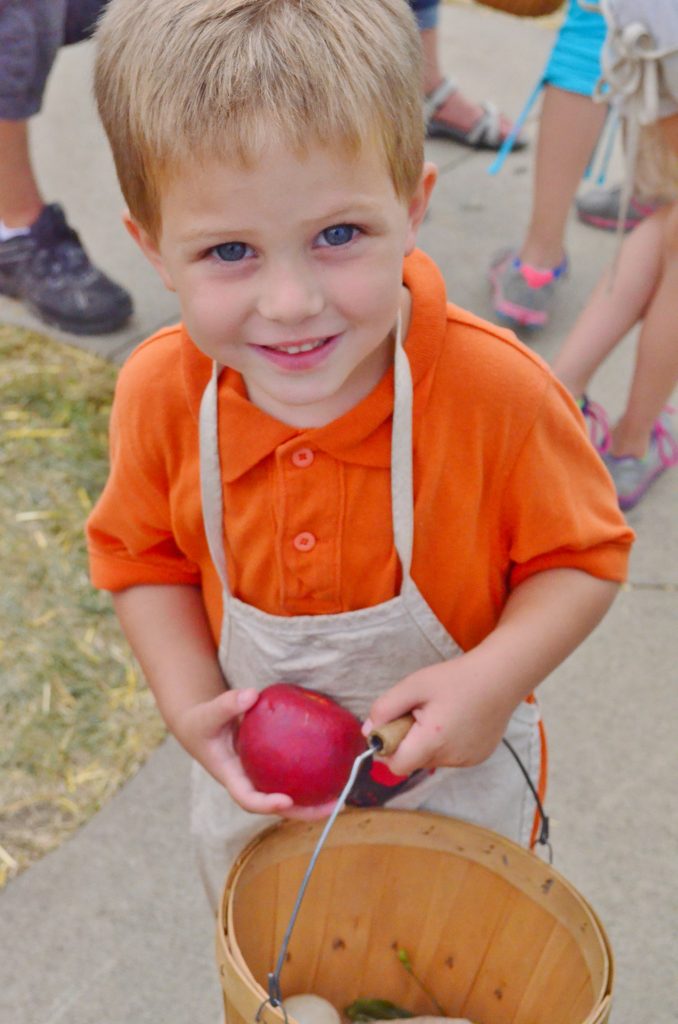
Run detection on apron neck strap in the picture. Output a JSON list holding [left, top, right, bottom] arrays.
[[391, 311, 414, 577], [199, 362, 230, 589]]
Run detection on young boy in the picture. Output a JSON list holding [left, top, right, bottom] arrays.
[[87, 0, 634, 907]]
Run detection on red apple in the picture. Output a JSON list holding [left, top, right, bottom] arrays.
[[236, 683, 366, 805]]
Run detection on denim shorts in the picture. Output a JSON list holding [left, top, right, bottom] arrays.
[[409, 0, 438, 32], [0, 0, 105, 119]]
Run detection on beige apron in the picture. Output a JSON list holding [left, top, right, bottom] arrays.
[[192, 318, 543, 908]]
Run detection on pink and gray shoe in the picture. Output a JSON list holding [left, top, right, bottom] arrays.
[[488, 248, 568, 330], [575, 185, 660, 233], [578, 395, 611, 455], [602, 410, 678, 511]]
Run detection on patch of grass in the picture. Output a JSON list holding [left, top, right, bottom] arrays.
[[0, 326, 166, 887]]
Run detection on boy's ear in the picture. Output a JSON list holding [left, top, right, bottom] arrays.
[[122, 210, 176, 292], [404, 161, 438, 254]]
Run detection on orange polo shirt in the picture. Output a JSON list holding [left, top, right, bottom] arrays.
[[87, 249, 633, 652]]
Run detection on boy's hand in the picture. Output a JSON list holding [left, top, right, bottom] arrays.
[[362, 658, 516, 778], [176, 688, 339, 820], [176, 688, 294, 815], [363, 569, 621, 779]]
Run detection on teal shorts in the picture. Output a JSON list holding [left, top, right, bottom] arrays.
[[543, 0, 606, 97]]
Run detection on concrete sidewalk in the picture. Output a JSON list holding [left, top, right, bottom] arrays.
[[1, 5, 676, 1023]]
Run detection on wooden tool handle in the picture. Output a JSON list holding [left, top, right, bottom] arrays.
[[368, 714, 415, 757]]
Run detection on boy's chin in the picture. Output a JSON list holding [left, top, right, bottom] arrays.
[[244, 376, 361, 428]]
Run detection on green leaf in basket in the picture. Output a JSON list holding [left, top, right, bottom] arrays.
[[395, 947, 446, 1016], [344, 998, 414, 1021]]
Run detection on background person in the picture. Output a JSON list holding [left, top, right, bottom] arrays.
[[488, 0, 609, 330], [411, 0, 526, 150], [0, 0, 132, 334], [552, 1, 678, 510]]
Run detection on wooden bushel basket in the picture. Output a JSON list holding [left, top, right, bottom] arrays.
[[217, 810, 613, 1024], [474, 0, 564, 16]]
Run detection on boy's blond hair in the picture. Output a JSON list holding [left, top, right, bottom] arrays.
[[94, 0, 424, 239]]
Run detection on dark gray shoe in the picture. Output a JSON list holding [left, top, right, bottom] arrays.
[[0, 203, 133, 335]]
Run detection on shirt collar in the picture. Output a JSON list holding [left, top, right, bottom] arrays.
[[182, 248, 448, 482]]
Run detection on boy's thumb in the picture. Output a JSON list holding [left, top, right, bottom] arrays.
[[208, 687, 258, 730]]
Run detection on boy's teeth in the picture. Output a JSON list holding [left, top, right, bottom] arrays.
[[280, 338, 326, 355]]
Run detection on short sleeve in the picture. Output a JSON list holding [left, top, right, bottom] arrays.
[[504, 375, 634, 588], [86, 347, 202, 591]]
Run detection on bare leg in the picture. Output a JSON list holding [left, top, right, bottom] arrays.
[[419, 27, 513, 138], [520, 86, 607, 268], [552, 208, 668, 396], [0, 120, 44, 227], [611, 202, 678, 457], [659, 111, 678, 157]]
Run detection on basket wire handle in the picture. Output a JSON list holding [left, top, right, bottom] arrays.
[[502, 737, 553, 864], [255, 720, 551, 1022], [256, 739, 383, 1021]]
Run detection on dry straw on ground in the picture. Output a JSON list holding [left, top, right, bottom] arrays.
[[0, 326, 166, 887]]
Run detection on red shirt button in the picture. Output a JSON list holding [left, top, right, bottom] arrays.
[[293, 531, 316, 552], [291, 447, 314, 467]]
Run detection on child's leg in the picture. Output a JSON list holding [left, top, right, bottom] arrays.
[[521, 86, 608, 268], [659, 111, 678, 159], [610, 201, 678, 457], [489, 88, 607, 329], [552, 207, 668, 397], [418, 26, 516, 144]]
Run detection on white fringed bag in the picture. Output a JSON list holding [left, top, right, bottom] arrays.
[[584, 0, 678, 232]]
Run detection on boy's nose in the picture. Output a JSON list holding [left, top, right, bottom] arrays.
[[257, 264, 324, 324]]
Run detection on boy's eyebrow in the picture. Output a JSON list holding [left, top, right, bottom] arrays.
[[306, 196, 386, 220], [178, 199, 387, 243], [178, 226, 251, 244]]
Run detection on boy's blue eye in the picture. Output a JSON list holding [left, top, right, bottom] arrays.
[[213, 241, 251, 262], [318, 224, 357, 247]]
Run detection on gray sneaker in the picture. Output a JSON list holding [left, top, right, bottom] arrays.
[[488, 248, 568, 330], [576, 185, 659, 233], [0, 203, 133, 335], [602, 411, 678, 510]]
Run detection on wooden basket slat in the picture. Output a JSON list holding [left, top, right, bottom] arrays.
[[350, 845, 460, 1013], [461, 893, 567, 1023], [513, 925, 592, 1024], [571, 978, 608, 1024], [301, 845, 386, 1007], [384, 852, 472, 1015], [428, 860, 516, 1014], [338, 845, 411, 1007], [229, 855, 279, 982]]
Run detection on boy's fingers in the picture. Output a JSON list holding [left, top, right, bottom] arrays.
[[381, 723, 439, 777], [363, 680, 444, 775], [219, 758, 293, 814], [213, 747, 336, 819], [279, 799, 337, 821], [201, 687, 258, 736], [362, 676, 422, 736]]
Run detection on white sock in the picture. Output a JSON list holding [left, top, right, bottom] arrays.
[[0, 219, 31, 241]]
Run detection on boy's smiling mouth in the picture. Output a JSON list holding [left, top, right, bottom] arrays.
[[267, 338, 329, 355], [252, 334, 341, 369]]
